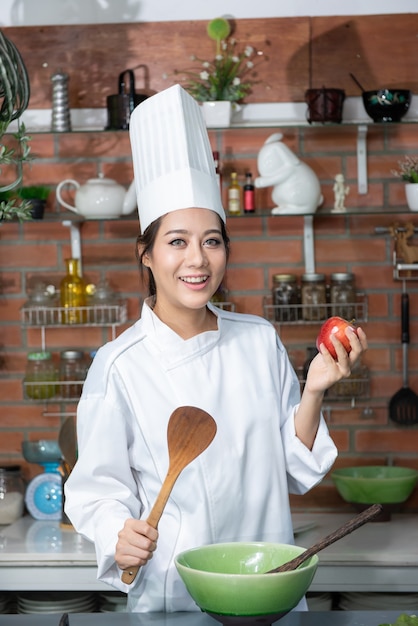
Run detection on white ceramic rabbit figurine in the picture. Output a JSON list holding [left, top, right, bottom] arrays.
[[255, 133, 323, 215]]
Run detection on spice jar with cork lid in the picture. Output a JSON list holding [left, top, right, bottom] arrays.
[[301, 273, 327, 321], [330, 272, 356, 320], [59, 350, 87, 399], [271, 274, 300, 322]]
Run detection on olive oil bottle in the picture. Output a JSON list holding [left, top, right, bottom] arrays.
[[60, 258, 86, 324]]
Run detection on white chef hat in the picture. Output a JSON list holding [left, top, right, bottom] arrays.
[[129, 84, 226, 233]]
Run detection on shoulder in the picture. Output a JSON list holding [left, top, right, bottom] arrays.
[[86, 319, 146, 393], [217, 307, 271, 328], [211, 304, 287, 354], [97, 319, 145, 361]]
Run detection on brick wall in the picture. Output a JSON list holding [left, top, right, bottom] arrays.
[[1, 122, 418, 512]]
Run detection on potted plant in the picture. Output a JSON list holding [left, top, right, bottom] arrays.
[[170, 18, 266, 127], [392, 156, 418, 211], [0, 28, 33, 222], [16, 185, 51, 219]]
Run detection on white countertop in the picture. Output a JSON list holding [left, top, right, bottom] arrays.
[[1, 513, 418, 592], [0, 517, 95, 564], [0, 517, 106, 591]]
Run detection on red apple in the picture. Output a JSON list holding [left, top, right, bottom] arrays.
[[316, 316, 357, 360]]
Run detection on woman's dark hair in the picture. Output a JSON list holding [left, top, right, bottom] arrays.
[[135, 213, 230, 297]]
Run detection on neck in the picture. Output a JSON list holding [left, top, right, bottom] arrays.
[[151, 301, 217, 340]]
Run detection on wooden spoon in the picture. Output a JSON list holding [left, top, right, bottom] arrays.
[[121, 406, 217, 585], [58, 416, 77, 470], [266, 503, 383, 574]]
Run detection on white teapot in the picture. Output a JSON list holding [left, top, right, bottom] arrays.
[[56, 175, 137, 219]]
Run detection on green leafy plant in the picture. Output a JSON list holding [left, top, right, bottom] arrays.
[[392, 156, 418, 183], [17, 185, 50, 201], [0, 28, 33, 222], [171, 18, 265, 102]]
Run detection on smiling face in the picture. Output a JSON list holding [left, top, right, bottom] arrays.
[[141, 207, 228, 322]]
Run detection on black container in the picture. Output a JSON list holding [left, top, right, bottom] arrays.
[[28, 198, 46, 220], [362, 89, 411, 123], [106, 69, 148, 130], [305, 87, 345, 124]]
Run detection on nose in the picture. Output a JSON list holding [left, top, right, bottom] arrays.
[[185, 240, 208, 267]]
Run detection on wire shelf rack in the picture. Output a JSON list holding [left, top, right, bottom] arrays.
[[21, 301, 127, 327], [263, 292, 368, 325]]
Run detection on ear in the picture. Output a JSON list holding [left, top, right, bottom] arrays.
[[137, 242, 150, 267]]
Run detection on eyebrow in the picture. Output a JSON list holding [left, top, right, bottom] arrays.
[[163, 228, 222, 236]]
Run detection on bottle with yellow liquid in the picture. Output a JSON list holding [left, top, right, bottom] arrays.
[[60, 258, 86, 324]]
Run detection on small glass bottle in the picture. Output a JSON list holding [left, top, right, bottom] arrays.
[[243, 172, 255, 213], [228, 172, 241, 215], [0, 466, 25, 525], [24, 351, 58, 400], [301, 273, 327, 321], [60, 258, 87, 324], [272, 274, 300, 322], [59, 350, 87, 399], [330, 272, 356, 320]]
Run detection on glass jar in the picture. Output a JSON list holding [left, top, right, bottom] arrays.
[[86, 279, 118, 324], [22, 282, 58, 325], [24, 351, 58, 400], [272, 274, 300, 322], [301, 273, 327, 321], [330, 272, 356, 320], [0, 466, 25, 525], [59, 350, 87, 399], [330, 362, 369, 399], [60, 258, 87, 324]]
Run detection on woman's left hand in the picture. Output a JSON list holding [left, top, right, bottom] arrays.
[[305, 326, 368, 395]]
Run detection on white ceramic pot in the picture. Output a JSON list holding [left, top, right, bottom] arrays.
[[56, 175, 137, 219], [405, 183, 418, 211], [201, 101, 239, 128]]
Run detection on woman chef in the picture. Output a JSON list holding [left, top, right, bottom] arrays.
[[65, 85, 367, 613]]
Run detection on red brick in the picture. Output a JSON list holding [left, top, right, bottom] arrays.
[[356, 429, 418, 453]]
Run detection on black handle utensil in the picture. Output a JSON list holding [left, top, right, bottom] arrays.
[[349, 73, 366, 93], [389, 285, 418, 425]]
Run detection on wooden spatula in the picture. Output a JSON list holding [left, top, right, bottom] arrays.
[[121, 406, 217, 584]]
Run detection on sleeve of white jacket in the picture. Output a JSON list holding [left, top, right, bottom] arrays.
[[274, 334, 338, 495], [64, 366, 144, 593]]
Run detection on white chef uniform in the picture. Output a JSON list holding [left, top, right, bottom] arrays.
[[65, 300, 337, 612], [65, 83, 337, 612]]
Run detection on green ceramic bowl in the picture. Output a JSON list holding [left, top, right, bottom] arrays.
[[331, 466, 418, 504], [175, 542, 318, 620]]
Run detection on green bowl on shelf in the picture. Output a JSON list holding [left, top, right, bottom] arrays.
[[331, 466, 418, 505], [175, 542, 318, 625]]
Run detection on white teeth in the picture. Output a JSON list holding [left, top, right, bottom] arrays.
[[181, 276, 208, 284]]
